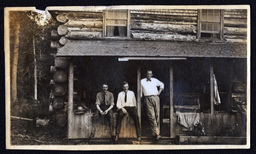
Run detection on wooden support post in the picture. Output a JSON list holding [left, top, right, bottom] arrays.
[[220, 10, 224, 40], [137, 62, 141, 127], [127, 10, 131, 37], [210, 62, 214, 114], [68, 61, 74, 138], [196, 9, 201, 40], [227, 60, 234, 112], [169, 63, 174, 138]]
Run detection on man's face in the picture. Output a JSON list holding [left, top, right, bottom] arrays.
[[102, 84, 108, 92], [147, 71, 153, 79], [123, 84, 129, 92]]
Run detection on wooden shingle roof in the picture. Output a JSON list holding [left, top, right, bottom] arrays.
[[57, 40, 247, 58]]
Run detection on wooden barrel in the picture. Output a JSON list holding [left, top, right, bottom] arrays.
[[54, 57, 69, 68], [53, 84, 67, 96], [53, 97, 64, 109], [54, 111, 67, 127], [53, 70, 67, 83]]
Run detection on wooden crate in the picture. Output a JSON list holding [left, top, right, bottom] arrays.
[[68, 113, 93, 139]]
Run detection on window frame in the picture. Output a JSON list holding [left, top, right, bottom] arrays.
[[197, 9, 224, 40], [103, 9, 131, 38]]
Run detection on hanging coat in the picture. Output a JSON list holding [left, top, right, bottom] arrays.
[[213, 74, 221, 105]]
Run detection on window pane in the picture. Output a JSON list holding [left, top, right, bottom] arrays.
[[106, 19, 127, 26], [106, 10, 127, 19], [106, 26, 127, 37], [201, 23, 206, 31], [201, 9, 221, 34], [213, 23, 219, 32]]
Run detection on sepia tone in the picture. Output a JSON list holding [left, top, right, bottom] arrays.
[[5, 6, 250, 150]]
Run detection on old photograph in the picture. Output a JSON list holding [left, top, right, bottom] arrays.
[[5, 5, 250, 150]]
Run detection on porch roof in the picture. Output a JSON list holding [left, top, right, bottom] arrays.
[[56, 40, 247, 58]]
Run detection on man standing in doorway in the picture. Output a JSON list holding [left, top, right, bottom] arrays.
[[115, 81, 141, 142], [141, 70, 164, 141], [90, 83, 115, 140]]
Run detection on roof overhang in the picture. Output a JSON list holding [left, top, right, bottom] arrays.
[[56, 40, 247, 58]]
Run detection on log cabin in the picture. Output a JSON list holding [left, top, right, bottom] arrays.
[[46, 6, 248, 144]]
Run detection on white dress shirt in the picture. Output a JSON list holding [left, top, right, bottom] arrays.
[[116, 90, 137, 109], [141, 77, 164, 96]]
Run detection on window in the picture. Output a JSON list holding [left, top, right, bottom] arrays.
[[198, 9, 223, 39], [103, 10, 130, 37]]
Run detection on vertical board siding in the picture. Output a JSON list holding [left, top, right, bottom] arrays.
[[173, 113, 246, 137]]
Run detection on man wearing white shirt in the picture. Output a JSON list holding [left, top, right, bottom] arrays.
[[115, 81, 141, 142], [141, 70, 164, 141]]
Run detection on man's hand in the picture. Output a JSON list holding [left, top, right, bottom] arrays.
[[100, 110, 105, 115], [121, 108, 127, 114], [103, 110, 109, 115]]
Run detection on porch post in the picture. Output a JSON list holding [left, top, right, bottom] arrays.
[[68, 61, 74, 138], [210, 62, 214, 114], [169, 62, 174, 138], [137, 62, 141, 127]]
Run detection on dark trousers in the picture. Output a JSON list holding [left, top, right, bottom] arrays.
[[91, 109, 114, 136], [116, 107, 141, 137], [145, 95, 160, 136]]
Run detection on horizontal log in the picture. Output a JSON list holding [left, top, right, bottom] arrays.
[[131, 19, 197, 25], [223, 35, 247, 40], [55, 57, 69, 68], [57, 25, 69, 36], [225, 39, 247, 43], [53, 70, 68, 83], [224, 14, 247, 19], [54, 111, 67, 127], [59, 36, 68, 45], [224, 27, 247, 36], [131, 9, 198, 14], [131, 32, 196, 41], [64, 20, 103, 28], [131, 13, 198, 22], [50, 41, 61, 48], [53, 97, 64, 109], [53, 84, 67, 96], [131, 22, 197, 34], [65, 31, 102, 39], [224, 10, 247, 15], [131, 11, 198, 17], [67, 27, 102, 32], [224, 9, 247, 13], [66, 12, 103, 19], [224, 18, 247, 28], [56, 14, 68, 23]]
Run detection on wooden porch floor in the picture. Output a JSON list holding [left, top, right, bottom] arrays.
[[88, 136, 177, 145]]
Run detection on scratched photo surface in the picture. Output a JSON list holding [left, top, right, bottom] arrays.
[[5, 6, 250, 150]]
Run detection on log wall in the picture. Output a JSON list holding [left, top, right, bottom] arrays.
[[130, 9, 198, 41], [51, 9, 247, 43], [223, 9, 247, 43]]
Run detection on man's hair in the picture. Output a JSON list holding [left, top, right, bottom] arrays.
[[122, 81, 129, 86], [102, 83, 108, 87]]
